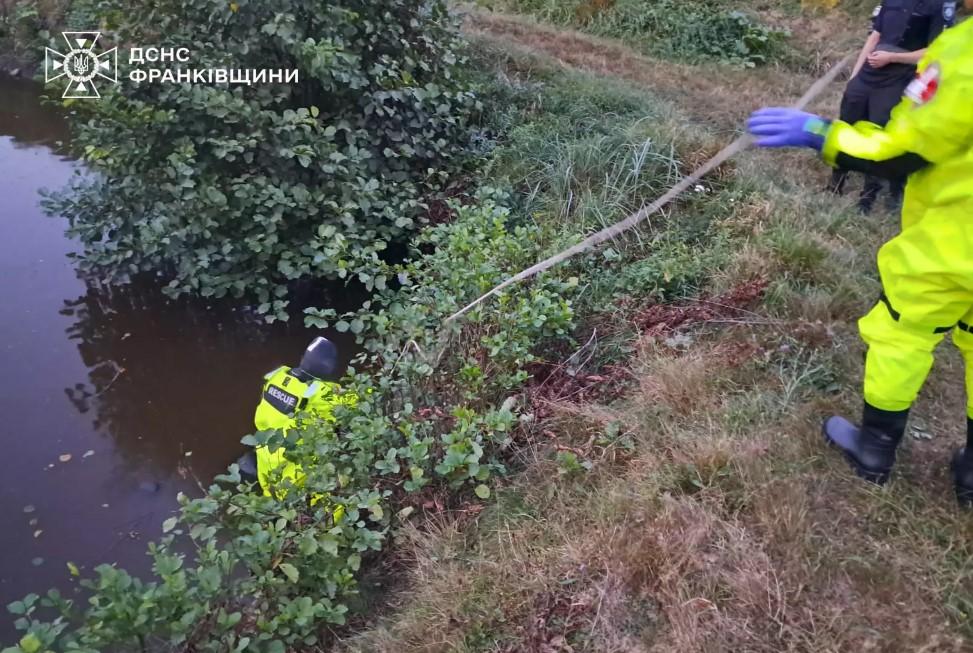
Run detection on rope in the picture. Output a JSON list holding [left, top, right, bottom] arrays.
[[443, 54, 852, 326]]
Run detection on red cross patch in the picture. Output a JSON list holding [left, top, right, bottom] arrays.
[[905, 63, 941, 105]]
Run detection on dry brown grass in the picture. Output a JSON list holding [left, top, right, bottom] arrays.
[[342, 328, 973, 651], [637, 345, 721, 417]]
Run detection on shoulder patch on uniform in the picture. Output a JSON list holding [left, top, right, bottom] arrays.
[[943, 1, 957, 23], [264, 384, 299, 416], [905, 62, 941, 105]]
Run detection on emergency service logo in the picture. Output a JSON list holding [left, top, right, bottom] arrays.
[[905, 63, 941, 106], [944, 1, 957, 22], [45, 32, 118, 99]]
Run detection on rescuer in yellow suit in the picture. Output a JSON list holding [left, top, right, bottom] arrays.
[[253, 336, 357, 500], [747, 7, 973, 505]]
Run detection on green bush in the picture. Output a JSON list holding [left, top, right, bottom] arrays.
[[47, 0, 479, 321], [5, 429, 387, 653], [62, 0, 101, 29], [5, 195, 576, 652], [0, 0, 93, 66], [0, 2, 44, 53], [307, 193, 575, 400]]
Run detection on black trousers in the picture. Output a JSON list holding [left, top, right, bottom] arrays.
[[830, 74, 909, 207]]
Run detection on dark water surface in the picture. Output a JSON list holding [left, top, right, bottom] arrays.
[[0, 76, 353, 636]]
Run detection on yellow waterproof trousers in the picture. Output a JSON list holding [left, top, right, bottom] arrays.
[[861, 203, 973, 417]]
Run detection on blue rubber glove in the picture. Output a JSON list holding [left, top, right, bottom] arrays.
[[747, 107, 831, 150]]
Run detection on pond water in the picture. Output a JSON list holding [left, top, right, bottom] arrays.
[[0, 75, 354, 637]]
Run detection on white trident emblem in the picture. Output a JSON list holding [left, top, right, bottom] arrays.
[[45, 32, 118, 99]]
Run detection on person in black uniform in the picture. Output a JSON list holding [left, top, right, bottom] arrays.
[[828, 0, 956, 213]]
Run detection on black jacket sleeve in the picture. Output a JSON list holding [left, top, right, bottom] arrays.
[[834, 151, 931, 179]]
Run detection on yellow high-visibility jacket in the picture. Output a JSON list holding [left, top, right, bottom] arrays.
[[253, 365, 358, 498], [820, 17, 973, 334], [822, 16, 973, 231]]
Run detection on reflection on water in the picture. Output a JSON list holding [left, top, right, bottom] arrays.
[[57, 276, 356, 481], [0, 75, 356, 638], [58, 275, 329, 481], [0, 76, 70, 149]]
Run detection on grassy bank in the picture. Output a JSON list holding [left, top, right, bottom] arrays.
[[338, 8, 973, 653], [471, 0, 790, 67]]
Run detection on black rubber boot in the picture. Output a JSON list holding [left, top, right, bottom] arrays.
[[951, 419, 973, 508], [884, 178, 904, 214], [858, 176, 881, 215], [823, 404, 909, 485], [827, 169, 848, 195], [236, 450, 259, 483], [857, 194, 877, 215]]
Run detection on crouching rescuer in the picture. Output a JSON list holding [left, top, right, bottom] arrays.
[[252, 336, 358, 504], [746, 7, 973, 505]]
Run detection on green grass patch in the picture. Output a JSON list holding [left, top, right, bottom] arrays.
[[474, 0, 791, 67], [463, 38, 741, 368]]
